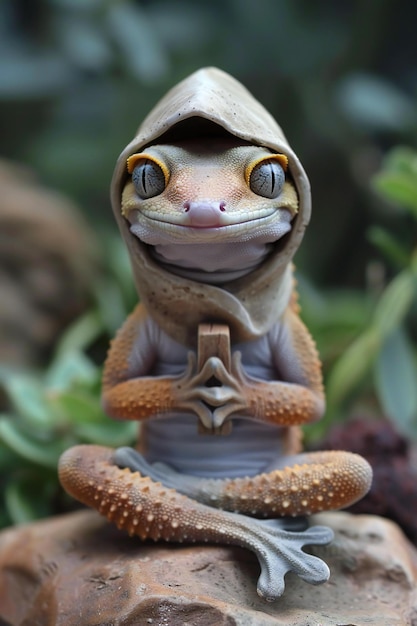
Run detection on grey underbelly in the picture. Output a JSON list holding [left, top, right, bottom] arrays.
[[143, 414, 285, 478]]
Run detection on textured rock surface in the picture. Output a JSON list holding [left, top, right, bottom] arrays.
[[0, 510, 416, 625]]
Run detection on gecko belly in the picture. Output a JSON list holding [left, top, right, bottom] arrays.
[[143, 415, 286, 478]]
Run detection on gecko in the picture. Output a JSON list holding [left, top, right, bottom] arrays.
[[59, 67, 372, 601]]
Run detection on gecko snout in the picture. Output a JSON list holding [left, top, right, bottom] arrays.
[[183, 200, 227, 227]]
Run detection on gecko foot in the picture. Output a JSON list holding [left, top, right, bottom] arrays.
[[113, 446, 334, 600], [246, 520, 332, 601]]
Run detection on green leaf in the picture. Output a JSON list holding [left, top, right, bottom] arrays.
[[48, 390, 106, 425], [326, 268, 416, 408], [412, 248, 417, 275], [373, 171, 417, 218], [373, 269, 416, 338], [94, 277, 128, 335], [55, 310, 102, 357], [367, 226, 410, 268], [5, 480, 36, 524], [0, 419, 66, 468], [0, 374, 53, 428], [73, 420, 136, 447], [382, 146, 417, 176], [0, 440, 19, 469], [372, 146, 417, 217], [326, 328, 380, 409], [374, 327, 417, 438], [46, 350, 99, 391], [5, 474, 55, 524]]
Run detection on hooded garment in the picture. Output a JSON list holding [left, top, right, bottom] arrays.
[[110, 67, 311, 347]]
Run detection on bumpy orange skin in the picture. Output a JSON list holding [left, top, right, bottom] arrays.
[[101, 304, 326, 427], [59, 445, 234, 543], [58, 294, 372, 571], [59, 445, 372, 541], [185, 450, 372, 517], [59, 298, 372, 541]]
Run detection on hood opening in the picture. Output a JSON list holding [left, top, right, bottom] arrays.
[[143, 116, 252, 146]]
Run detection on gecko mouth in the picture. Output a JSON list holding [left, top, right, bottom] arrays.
[[128, 209, 292, 245], [141, 205, 277, 229], [129, 210, 294, 283]]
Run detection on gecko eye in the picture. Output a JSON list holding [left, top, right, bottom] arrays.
[[131, 160, 166, 199], [248, 158, 286, 199]]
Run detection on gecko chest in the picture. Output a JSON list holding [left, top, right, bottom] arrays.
[[143, 415, 287, 479], [140, 322, 288, 478]]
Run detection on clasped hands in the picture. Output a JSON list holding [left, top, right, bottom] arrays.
[[173, 351, 250, 430]]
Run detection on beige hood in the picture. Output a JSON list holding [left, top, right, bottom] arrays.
[[110, 67, 311, 346]]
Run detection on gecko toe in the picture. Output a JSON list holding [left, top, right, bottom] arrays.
[[245, 519, 333, 601]]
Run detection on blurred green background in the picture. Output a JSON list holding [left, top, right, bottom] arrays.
[[1, 0, 417, 283], [0, 0, 416, 527]]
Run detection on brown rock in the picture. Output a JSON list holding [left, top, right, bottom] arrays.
[[0, 510, 416, 625]]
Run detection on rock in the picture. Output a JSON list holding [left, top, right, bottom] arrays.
[[0, 510, 416, 625]]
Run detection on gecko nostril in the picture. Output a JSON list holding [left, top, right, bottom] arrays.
[[184, 201, 225, 213]]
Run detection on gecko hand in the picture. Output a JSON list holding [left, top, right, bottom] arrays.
[[173, 351, 249, 429]]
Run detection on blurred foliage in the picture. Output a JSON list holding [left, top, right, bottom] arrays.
[[1, 0, 417, 525], [1, 0, 417, 286], [302, 147, 417, 441], [0, 341, 137, 526], [0, 235, 137, 527]]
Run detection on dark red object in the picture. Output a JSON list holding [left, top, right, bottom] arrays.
[[317, 417, 417, 545]]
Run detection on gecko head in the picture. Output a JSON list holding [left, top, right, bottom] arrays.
[[109, 68, 311, 343], [111, 68, 310, 266], [118, 138, 300, 281]]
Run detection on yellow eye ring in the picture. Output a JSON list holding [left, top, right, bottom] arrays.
[[127, 153, 170, 186], [244, 153, 288, 187]]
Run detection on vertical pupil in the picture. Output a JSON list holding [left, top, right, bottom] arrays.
[[248, 159, 284, 198], [270, 164, 275, 194], [142, 162, 148, 193]]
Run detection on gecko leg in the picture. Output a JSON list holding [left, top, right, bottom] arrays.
[[59, 444, 333, 601], [114, 446, 372, 517]]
